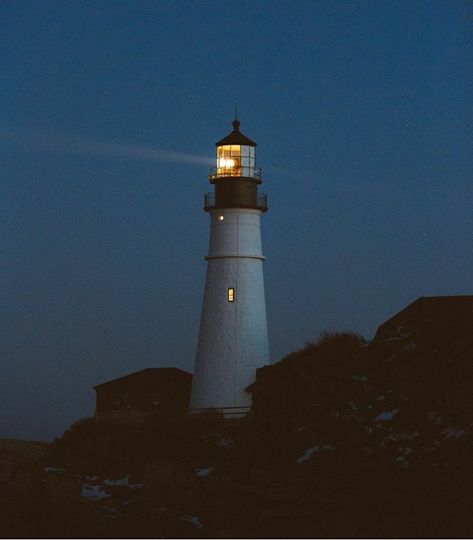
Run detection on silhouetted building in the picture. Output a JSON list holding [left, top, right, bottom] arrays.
[[94, 368, 192, 421], [374, 295, 473, 342]]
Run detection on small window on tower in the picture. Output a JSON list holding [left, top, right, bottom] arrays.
[[227, 288, 235, 302]]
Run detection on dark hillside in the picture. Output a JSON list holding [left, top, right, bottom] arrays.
[[2, 325, 473, 538], [238, 328, 473, 536]]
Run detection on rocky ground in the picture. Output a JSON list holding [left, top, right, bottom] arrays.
[[2, 328, 473, 538]]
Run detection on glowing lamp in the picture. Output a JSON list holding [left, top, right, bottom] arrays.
[[218, 157, 235, 169]]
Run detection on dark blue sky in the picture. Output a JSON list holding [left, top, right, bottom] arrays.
[[1, 0, 472, 440]]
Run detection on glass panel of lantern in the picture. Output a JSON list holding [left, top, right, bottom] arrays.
[[242, 146, 253, 176], [230, 146, 241, 170], [230, 145, 240, 156], [249, 147, 255, 170]]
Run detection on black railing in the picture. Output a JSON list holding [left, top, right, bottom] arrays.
[[209, 166, 262, 181], [204, 192, 268, 212], [189, 405, 251, 419]]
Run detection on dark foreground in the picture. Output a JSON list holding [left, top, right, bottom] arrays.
[[2, 329, 473, 538]]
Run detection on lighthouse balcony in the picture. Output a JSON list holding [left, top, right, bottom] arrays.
[[204, 191, 268, 212], [209, 166, 262, 182]]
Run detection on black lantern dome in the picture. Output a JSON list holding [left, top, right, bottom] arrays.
[[215, 119, 257, 147]]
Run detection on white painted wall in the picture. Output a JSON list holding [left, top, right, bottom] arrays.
[[207, 209, 264, 259], [190, 208, 270, 411]]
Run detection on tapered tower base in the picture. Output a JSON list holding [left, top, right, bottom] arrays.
[[190, 254, 269, 413]]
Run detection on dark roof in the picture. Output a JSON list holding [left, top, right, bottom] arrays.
[[215, 119, 256, 147], [93, 367, 192, 390], [374, 295, 473, 340]]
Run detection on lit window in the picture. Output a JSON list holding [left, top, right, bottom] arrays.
[[227, 288, 235, 302], [218, 215, 224, 221]]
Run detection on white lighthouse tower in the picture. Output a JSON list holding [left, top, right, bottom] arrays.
[[190, 119, 270, 415]]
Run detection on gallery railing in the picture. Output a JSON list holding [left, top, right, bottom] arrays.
[[189, 405, 251, 419], [209, 166, 262, 181]]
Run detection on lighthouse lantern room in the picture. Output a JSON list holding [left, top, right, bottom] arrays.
[[190, 119, 270, 416], [212, 124, 257, 179]]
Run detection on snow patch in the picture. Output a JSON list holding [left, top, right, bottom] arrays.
[[103, 475, 142, 489], [296, 444, 335, 464], [322, 444, 335, 451], [218, 437, 234, 448], [81, 484, 110, 501], [179, 514, 203, 528], [442, 427, 465, 439], [352, 375, 368, 382], [375, 409, 399, 421], [44, 467, 66, 473], [395, 447, 412, 466], [394, 456, 410, 468], [297, 446, 319, 464], [101, 505, 120, 515], [195, 467, 213, 477]]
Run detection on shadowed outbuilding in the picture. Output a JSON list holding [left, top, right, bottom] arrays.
[[374, 295, 473, 342], [94, 368, 192, 422]]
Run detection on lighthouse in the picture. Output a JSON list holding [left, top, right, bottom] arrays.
[[190, 119, 270, 415]]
